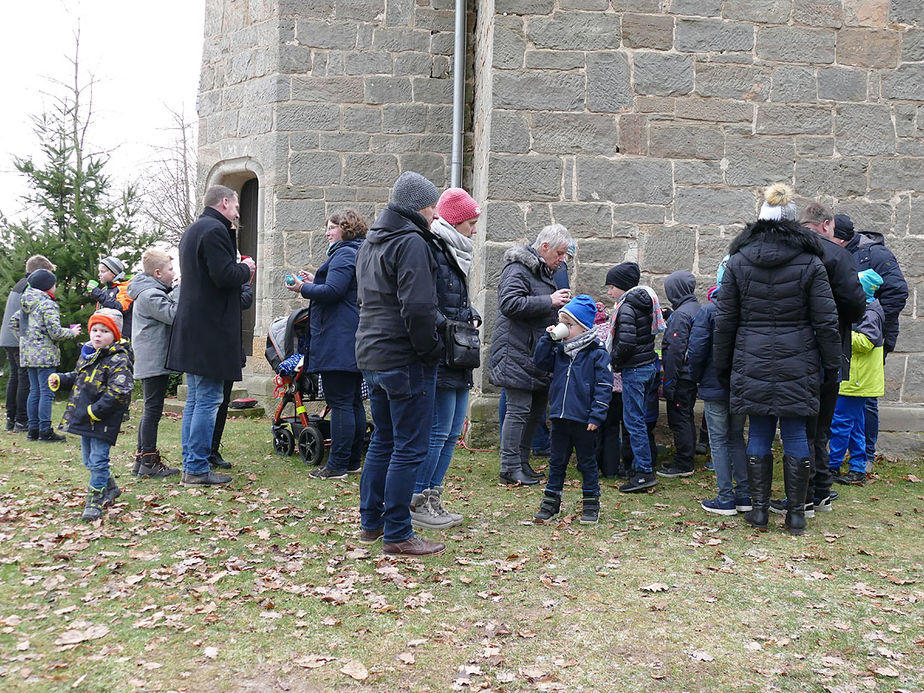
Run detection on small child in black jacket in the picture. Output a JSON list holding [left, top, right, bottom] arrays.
[[533, 294, 611, 524], [50, 309, 134, 522]]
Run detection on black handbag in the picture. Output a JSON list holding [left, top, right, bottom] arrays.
[[442, 319, 481, 369]]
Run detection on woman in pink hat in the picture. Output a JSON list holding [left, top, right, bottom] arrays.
[[409, 188, 481, 531]]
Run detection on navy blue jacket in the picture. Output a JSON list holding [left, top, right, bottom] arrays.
[[300, 239, 362, 373], [534, 332, 611, 427], [686, 297, 725, 401], [660, 271, 700, 399]]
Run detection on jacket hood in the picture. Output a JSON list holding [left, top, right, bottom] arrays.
[[664, 270, 696, 309], [328, 238, 363, 256], [20, 287, 52, 314], [855, 231, 885, 249], [127, 272, 171, 300], [83, 337, 135, 365], [503, 245, 553, 279], [366, 206, 432, 246], [624, 286, 653, 311], [730, 219, 824, 269]]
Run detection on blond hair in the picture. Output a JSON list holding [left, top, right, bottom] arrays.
[[142, 248, 172, 275]]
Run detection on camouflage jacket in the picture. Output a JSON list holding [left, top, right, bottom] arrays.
[[52, 339, 134, 444], [10, 288, 75, 367]]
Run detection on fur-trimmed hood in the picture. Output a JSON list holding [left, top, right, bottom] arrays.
[[729, 219, 824, 269], [503, 244, 554, 279]]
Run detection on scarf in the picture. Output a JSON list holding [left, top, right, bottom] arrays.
[[431, 217, 474, 276], [614, 285, 666, 336], [562, 328, 600, 359]]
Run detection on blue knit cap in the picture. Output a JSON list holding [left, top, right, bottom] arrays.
[[559, 294, 597, 331], [858, 269, 883, 303]]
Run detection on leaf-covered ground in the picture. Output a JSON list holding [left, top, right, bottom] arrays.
[[0, 402, 922, 692]]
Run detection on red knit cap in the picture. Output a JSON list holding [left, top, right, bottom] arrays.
[[436, 187, 481, 226], [88, 309, 122, 342]]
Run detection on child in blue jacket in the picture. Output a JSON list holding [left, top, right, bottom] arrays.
[[532, 294, 612, 524]]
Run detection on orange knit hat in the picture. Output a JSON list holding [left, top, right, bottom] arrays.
[[88, 308, 123, 341]]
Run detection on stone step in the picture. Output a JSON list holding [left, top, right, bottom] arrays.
[[161, 398, 265, 418], [176, 384, 249, 401]]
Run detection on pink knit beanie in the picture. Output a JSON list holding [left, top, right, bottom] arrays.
[[436, 188, 481, 226]]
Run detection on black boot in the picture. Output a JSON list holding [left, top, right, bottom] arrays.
[[27, 428, 39, 440], [522, 460, 544, 479], [209, 451, 232, 469], [81, 485, 106, 522], [782, 455, 811, 536], [499, 468, 539, 486], [102, 475, 122, 507], [38, 428, 66, 442], [5, 419, 14, 432], [138, 451, 180, 479], [131, 452, 142, 476], [533, 491, 561, 522], [580, 493, 599, 525], [744, 454, 773, 530]]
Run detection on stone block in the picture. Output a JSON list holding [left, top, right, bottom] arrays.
[[414, 8, 456, 32], [238, 106, 273, 136], [889, 0, 924, 25], [757, 26, 836, 64], [837, 28, 902, 68], [524, 50, 586, 70], [895, 104, 918, 138], [334, 0, 384, 21], [290, 151, 342, 186], [340, 154, 399, 187], [648, 123, 725, 160], [835, 104, 896, 156], [795, 136, 835, 156], [770, 66, 818, 103], [276, 103, 341, 131], [674, 161, 725, 185], [319, 132, 371, 152], [792, 0, 843, 27], [756, 104, 831, 135], [674, 187, 757, 225], [342, 106, 382, 133], [795, 157, 869, 197], [723, 0, 792, 24], [669, 0, 722, 16], [817, 67, 868, 102], [484, 201, 528, 242], [618, 114, 647, 156], [550, 203, 613, 238], [343, 51, 393, 76], [400, 154, 448, 188], [291, 76, 365, 103], [491, 111, 531, 153], [430, 31, 457, 57], [494, 16, 526, 70], [277, 44, 312, 74], [411, 77, 453, 104], [843, 0, 888, 26], [634, 53, 694, 96], [835, 199, 895, 232], [881, 64, 924, 101], [901, 355, 924, 404], [698, 237, 734, 279], [903, 29, 924, 62], [364, 76, 413, 104], [577, 159, 673, 204], [488, 155, 563, 201], [382, 104, 429, 134], [586, 52, 633, 114], [527, 12, 622, 50], [640, 227, 696, 273], [493, 71, 586, 111], [495, 0, 555, 14], [296, 19, 357, 49], [675, 18, 754, 53], [384, 0, 413, 24], [612, 205, 665, 223], [561, 0, 609, 8], [694, 63, 770, 100], [621, 13, 674, 50], [613, 0, 660, 10], [674, 96, 754, 123], [724, 135, 796, 186], [289, 132, 320, 151], [283, 231, 314, 267], [275, 198, 326, 233], [371, 27, 430, 53]]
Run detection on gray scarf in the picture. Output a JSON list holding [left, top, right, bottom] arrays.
[[431, 217, 474, 276], [562, 328, 600, 358]]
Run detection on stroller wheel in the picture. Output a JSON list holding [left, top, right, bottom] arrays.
[[298, 424, 326, 466], [272, 426, 295, 456]]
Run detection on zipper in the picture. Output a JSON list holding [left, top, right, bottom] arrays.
[[561, 358, 572, 417]]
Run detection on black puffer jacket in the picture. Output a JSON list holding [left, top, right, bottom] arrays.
[[488, 245, 559, 391], [354, 206, 441, 371], [611, 288, 657, 372], [713, 219, 841, 417], [844, 231, 909, 354], [816, 236, 866, 380], [660, 271, 700, 398]]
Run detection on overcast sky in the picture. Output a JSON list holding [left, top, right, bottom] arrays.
[[0, 0, 205, 222]]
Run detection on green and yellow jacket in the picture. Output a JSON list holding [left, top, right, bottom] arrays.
[[839, 299, 885, 398]]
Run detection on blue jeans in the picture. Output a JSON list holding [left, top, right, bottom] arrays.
[[181, 374, 225, 475], [81, 436, 112, 489], [864, 397, 878, 466], [621, 363, 658, 472], [546, 418, 600, 496], [829, 395, 867, 473], [320, 370, 366, 473], [27, 366, 56, 431], [360, 362, 437, 544], [747, 414, 810, 459], [415, 386, 469, 493], [703, 400, 749, 503]]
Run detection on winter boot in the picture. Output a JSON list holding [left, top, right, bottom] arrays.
[[743, 454, 773, 530], [137, 451, 180, 479], [533, 491, 561, 523], [782, 455, 812, 536], [27, 428, 39, 441], [580, 493, 600, 525], [102, 475, 122, 507], [410, 492, 454, 530], [5, 419, 14, 432], [522, 460, 544, 479], [499, 468, 539, 486], [38, 428, 66, 442], [429, 486, 463, 526], [131, 452, 143, 476], [81, 485, 106, 522]]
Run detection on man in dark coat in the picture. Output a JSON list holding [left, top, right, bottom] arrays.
[[355, 171, 445, 558], [165, 185, 255, 486], [835, 213, 909, 464], [488, 225, 573, 486]]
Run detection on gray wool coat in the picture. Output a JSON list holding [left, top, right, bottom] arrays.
[[128, 273, 180, 379]]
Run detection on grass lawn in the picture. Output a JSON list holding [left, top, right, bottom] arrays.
[[0, 401, 922, 692]]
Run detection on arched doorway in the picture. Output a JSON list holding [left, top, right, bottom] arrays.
[[238, 178, 258, 356]]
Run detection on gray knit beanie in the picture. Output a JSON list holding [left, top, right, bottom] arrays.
[[390, 171, 439, 212]]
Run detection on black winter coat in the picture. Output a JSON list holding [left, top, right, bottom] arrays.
[[354, 206, 441, 371], [90, 280, 134, 340], [611, 288, 657, 372], [488, 245, 559, 391], [713, 219, 841, 417], [165, 207, 252, 382], [844, 231, 909, 354], [686, 298, 725, 401], [816, 236, 866, 380], [661, 271, 700, 399]]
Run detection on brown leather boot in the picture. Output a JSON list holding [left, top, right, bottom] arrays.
[[382, 536, 446, 557], [137, 451, 180, 479]]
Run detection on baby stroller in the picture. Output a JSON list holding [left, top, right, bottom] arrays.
[[265, 306, 371, 466]]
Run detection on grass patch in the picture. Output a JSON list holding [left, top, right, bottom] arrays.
[[0, 402, 922, 691]]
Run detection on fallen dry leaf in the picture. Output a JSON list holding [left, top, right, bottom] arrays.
[[203, 646, 218, 659], [295, 654, 334, 669], [640, 582, 669, 593], [396, 652, 415, 664], [688, 650, 714, 662], [54, 625, 109, 646], [340, 660, 368, 680], [871, 665, 899, 677]]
